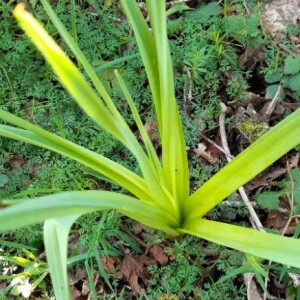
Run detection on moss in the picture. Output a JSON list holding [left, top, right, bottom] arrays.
[[237, 120, 268, 143]]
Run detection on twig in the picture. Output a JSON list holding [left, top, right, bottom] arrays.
[[281, 160, 297, 235], [167, 0, 191, 6], [200, 134, 234, 159], [220, 103, 267, 300], [183, 70, 193, 114], [219, 103, 265, 231], [264, 161, 299, 300], [264, 84, 282, 118], [87, 273, 100, 300]]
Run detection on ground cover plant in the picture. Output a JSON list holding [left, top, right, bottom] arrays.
[[0, 0, 300, 298]]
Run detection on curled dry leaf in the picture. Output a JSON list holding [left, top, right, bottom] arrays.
[[192, 143, 218, 164]]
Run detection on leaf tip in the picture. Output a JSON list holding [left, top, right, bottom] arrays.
[[13, 3, 27, 19]]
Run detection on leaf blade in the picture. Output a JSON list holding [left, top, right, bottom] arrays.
[[0, 191, 179, 237], [44, 216, 78, 300], [182, 218, 300, 268], [0, 116, 149, 201], [185, 108, 300, 221]]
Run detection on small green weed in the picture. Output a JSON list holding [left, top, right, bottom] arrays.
[[147, 237, 203, 299], [265, 54, 300, 101], [255, 168, 300, 213]]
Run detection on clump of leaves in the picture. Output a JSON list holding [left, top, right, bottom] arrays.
[[0, 248, 48, 298], [265, 54, 300, 101], [147, 238, 203, 299], [255, 168, 300, 213]]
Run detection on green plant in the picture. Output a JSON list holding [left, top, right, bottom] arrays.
[[255, 168, 300, 213], [0, 1, 300, 299], [0, 247, 48, 298], [147, 237, 204, 298], [265, 54, 300, 101]]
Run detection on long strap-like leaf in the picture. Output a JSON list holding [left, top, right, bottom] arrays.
[[44, 216, 79, 300], [181, 218, 300, 268], [0, 110, 150, 201], [0, 191, 179, 237], [122, 0, 189, 213], [184, 108, 300, 222], [12, 4, 176, 215]]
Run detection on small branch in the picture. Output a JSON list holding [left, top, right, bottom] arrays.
[[281, 160, 296, 235], [219, 103, 265, 232], [220, 103, 267, 300], [183, 70, 193, 114], [200, 134, 234, 159], [167, 0, 191, 6], [264, 84, 282, 118]]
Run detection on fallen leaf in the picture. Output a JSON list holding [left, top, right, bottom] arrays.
[[120, 255, 155, 294], [266, 211, 296, 234], [245, 167, 286, 191], [149, 245, 168, 265], [70, 286, 81, 300], [8, 155, 26, 169], [68, 267, 87, 285], [101, 256, 116, 272], [193, 143, 218, 164], [144, 121, 158, 142]]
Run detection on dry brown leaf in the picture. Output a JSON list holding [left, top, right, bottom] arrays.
[[132, 221, 144, 234], [192, 143, 218, 164], [101, 256, 116, 273], [144, 121, 158, 142], [245, 167, 286, 191], [120, 255, 155, 294], [8, 155, 26, 169], [68, 267, 87, 286], [266, 211, 296, 234], [149, 245, 168, 265], [70, 286, 81, 300]]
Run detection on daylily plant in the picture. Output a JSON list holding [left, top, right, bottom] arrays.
[[0, 1, 299, 299]]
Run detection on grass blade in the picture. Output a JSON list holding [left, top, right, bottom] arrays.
[[184, 108, 300, 222], [40, 0, 121, 121], [146, 0, 189, 207], [120, 0, 161, 126], [181, 218, 300, 268]]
